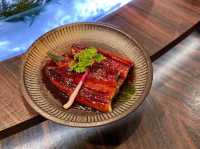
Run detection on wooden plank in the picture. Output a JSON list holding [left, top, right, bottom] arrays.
[[1, 0, 200, 134], [1, 31, 200, 149], [0, 57, 36, 130], [101, 0, 200, 56]]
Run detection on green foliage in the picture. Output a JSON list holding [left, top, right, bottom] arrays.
[[47, 51, 64, 62], [70, 47, 105, 73]]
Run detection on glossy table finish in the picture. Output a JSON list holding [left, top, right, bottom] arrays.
[[1, 0, 200, 140], [101, 0, 200, 57], [1, 31, 200, 149]]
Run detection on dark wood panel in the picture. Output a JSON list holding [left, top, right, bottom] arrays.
[[102, 0, 200, 56], [1, 0, 200, 135], [1, 31, 200, 149]]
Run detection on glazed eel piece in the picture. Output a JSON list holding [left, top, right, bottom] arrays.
[[43, 44, 134, 112]]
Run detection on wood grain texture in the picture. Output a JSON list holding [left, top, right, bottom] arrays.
[[1, 31, 199, 149], [102, 0, 200, 56], [1, 0, 200, 135], [0, 57, 38, 131]]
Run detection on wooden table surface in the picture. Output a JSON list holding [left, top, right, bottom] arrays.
[[1, 31, 200, 149], [0, 0, 200, 144]]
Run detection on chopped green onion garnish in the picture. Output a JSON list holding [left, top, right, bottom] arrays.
[[47, 51, 64, 62]]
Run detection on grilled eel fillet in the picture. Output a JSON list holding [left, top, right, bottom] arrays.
[[43, 44, 134, 112]]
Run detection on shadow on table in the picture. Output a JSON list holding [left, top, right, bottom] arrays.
[[0, 96, 45, 139], [87, 107, 143, 147], [58, 107, 143, 149]]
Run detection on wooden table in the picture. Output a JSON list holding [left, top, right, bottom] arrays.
[[1, 31, 200, 149], [0, 0, 200, 148]]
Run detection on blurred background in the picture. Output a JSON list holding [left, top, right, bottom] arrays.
[[0, 0, 131, 61]]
